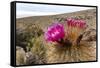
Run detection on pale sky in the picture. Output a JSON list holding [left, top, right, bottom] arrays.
[[16, 3, 94, 18]]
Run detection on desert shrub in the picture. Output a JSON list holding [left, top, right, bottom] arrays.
[[31, 36, 46, 64], [16, 23, 44, 52]]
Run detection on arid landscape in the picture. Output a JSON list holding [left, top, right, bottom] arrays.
[[16, 9, 97, 65]]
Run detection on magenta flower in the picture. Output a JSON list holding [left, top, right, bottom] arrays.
[[66, 18, 87, 29], [44, 23, 65, 42]]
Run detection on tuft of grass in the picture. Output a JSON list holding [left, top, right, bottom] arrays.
[[30, 36, 47, 64]]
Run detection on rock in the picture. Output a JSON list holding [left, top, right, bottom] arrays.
[[16, 46, 26, 65], [25, 52, 46, 65], [17, 42, 28, 52], [25, 52, 36, 64]]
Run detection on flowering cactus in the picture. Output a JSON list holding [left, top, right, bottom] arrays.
[[65, 18, 87, 44], [44, 18, 87, 46], [44, 23, 65, 42], [66, 18, 87, 29]]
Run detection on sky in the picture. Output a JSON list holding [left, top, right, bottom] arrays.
[[16, 3, 94, 18]]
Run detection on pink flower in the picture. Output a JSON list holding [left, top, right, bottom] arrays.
[[44, 23, 65, 42], [66, 18, 87, 29]]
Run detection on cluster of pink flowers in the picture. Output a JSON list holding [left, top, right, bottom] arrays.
[[66, 18, 87, 29], [44, 23, 65, 42], [44, 18, 87, 43]]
